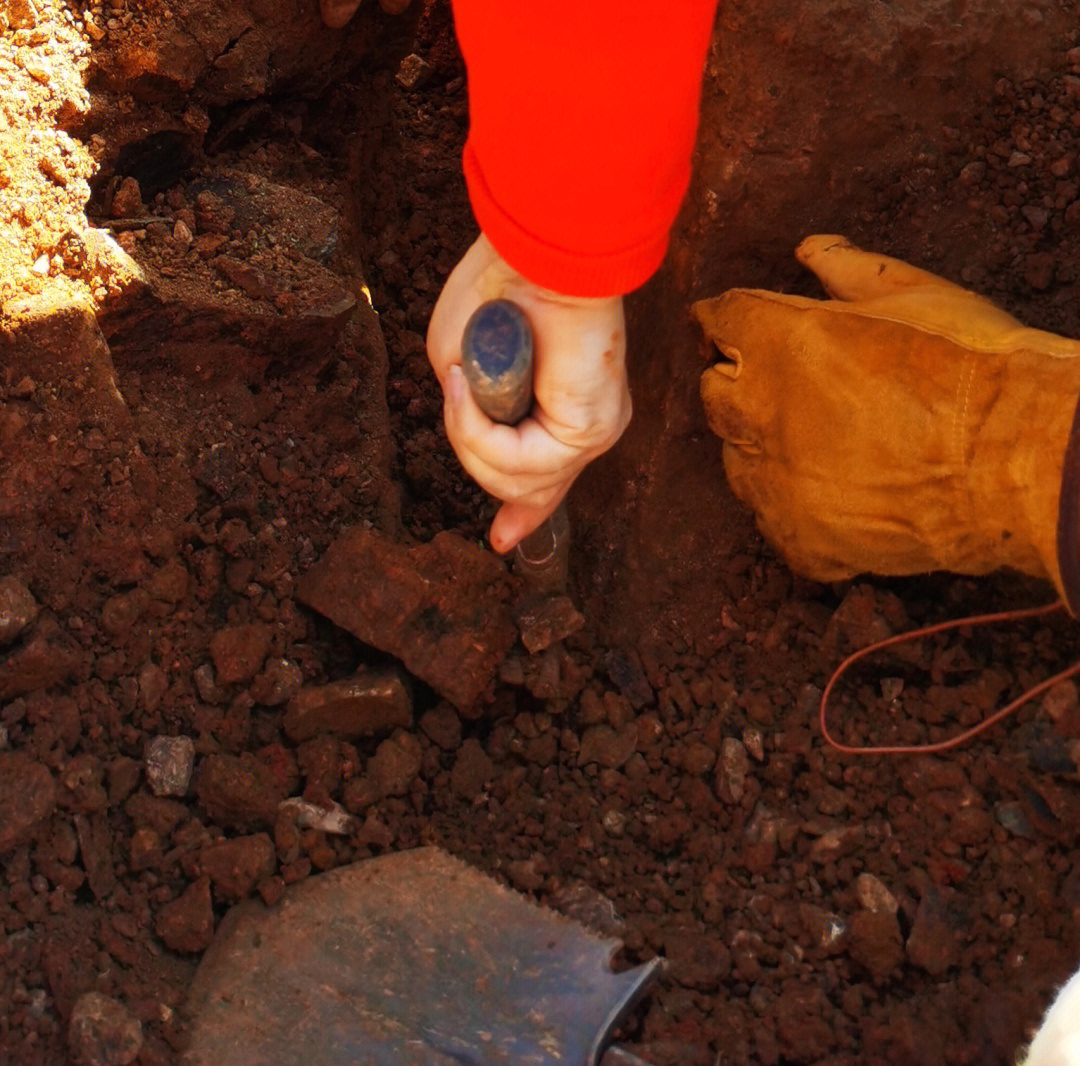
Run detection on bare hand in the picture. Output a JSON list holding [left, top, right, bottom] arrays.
[[427, 235, 631, 553]]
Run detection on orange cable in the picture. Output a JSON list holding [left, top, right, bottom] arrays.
[[819, 600, 1078, 756]]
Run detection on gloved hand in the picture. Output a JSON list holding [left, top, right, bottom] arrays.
[[428, 235, 631, 553], [693, 235, 1080, 611]]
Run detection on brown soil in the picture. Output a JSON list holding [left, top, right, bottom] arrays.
[[2, 2, 1080, 1065]]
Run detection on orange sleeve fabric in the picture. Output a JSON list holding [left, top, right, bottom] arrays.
[[452, 1, 720, 297]]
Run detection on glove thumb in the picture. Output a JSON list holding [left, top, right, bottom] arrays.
[[795, 234, 971, 302]]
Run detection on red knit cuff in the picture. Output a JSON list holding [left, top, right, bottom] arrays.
[[463, 145, 671, 299]]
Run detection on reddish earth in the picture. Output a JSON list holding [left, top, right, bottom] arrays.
[[2, 2, 1080, 1065]]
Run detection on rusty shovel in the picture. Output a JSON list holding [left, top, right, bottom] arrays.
[[182, 847, 661, 1065]]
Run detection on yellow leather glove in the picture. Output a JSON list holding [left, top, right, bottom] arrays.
[[693, 235, 1080, 613]]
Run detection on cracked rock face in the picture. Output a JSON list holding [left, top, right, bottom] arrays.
[[86, 0, 378, 106]]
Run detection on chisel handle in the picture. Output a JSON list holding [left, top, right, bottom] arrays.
[[461, 299, 569, 590], [461, 298, 535, 426]]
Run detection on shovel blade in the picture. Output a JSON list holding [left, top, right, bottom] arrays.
[[183, 847, 660, 1066]]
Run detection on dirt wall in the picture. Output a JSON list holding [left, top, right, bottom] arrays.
[[577, 0, 1080, 644]]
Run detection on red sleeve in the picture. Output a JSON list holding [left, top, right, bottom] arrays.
[[452, 1, 719, 298]]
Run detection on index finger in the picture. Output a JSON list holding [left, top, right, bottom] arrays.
[[444, 366, 582, 482]]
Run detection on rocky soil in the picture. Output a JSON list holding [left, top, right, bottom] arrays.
[[2, 2, 1080, 1065]]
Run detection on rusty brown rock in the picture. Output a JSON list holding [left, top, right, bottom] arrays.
[[107, 757, 142, 806], [101, 254, 358, 382], [906, 887, 960, 975], [283, 668, 411, 742], [124, 793, 189, 837], [664, 922, 731, 991], [0, 612, 83, 700], [60, 754, 108, 813], [521, 645, 587, 703], [577, 724, 637, 771], [0, 752, 56, 855], [146, 557, 190, 604], [100, 588, 151, 639], [138, 661, 169, 713], [208, 622, 272, 684], [845, 908, 905, 982], [297, 527, 518, 711], [188, 171, 342, 263], [774, 983, 837, 1063], [395, 53, 432, 90], [213, 256, 283, 301], [6, 0, 38, 29], [155, 876, 214, 954], [194, 753, 287, 830], [368, 731, 422, 799], [419, 703, 462, 752], [855, 872, 900, 915], [250, 658, 303, 707], [514, 594, 585, 654], [194, 191, 236, 234], [68, 991, 143, 1066], [449, 737, 495, 800], [75, 813, 117, 901], [681, 740, 717, 777], [110, 176, 145, 219], [199, 834, 276, 901], [0, 295, 133, 442]]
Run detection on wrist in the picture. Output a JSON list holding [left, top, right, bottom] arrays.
[[477, 235, 626, 310]]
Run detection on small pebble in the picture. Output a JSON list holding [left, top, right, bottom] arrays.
[[396, 53, 432, 90], [110, 176, 144, 219], [880, 677, 904, 702], [855, 872, 899, 914], [602, 809, 627, 836], [172, 218, 193, 252], [742, 726, 764, 762], [715, 736, 750, 803], [515, 594, 585, 654], [68, 992, 143, 1066], [145, 735, 195, 797], [0, 576, 39, 645], [277, 797, 355, 836], [549, 881, 626, 937], [1042, 679, 1078, 721]]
